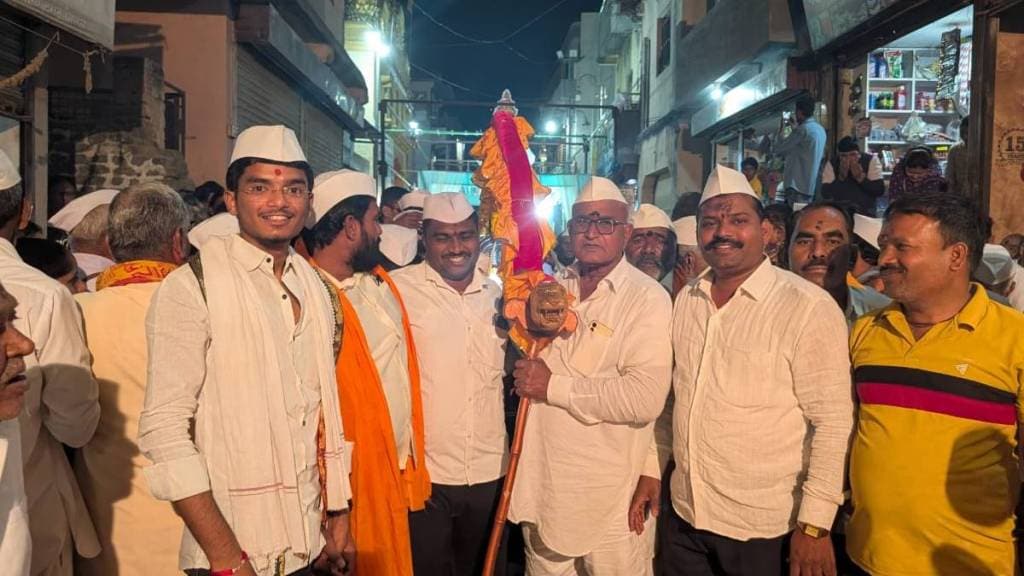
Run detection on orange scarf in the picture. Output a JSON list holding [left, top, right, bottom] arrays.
[[95, 260, 178, 291], [327, 265, 430, 576]]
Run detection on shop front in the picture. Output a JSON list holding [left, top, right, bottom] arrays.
[[803, 0, 1023, 222], [690, 58, 817, 204]]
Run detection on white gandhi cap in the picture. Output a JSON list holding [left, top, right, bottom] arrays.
[[976, 244, 1015, 286], [379, 224, 419, 267], [630, 204, 672, 230], [423, 192, 474, 224], [308, 170, 376, 228], [700, 164, 760, 205], [230, 125, 307, 165], [673, 216, 698, 247], [188, 213, 239, 248], [853, 214, 882, 250], [48, 189, 119, 232], [576, 176, 627, 206], [0, 149, 19, 189], [398, 189, 429, 212]]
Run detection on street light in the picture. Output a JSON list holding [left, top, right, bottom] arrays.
[[544, 120, 558, 134], [408, 120, 420, 131], [365, 30, 391, 57]]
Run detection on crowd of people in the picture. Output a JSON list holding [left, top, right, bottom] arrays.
[[0, 119, 1022, 576]]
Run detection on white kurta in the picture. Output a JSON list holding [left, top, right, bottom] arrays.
[[0, 238, 101, 575], [74, 282, 183, 576], [327, 271, 414, 468], [0, 419, 30, 576], [508, 257, 672, 557], [392, 262, 508, 486]]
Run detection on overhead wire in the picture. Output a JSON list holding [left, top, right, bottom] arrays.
[[410, 62, 495, 98]]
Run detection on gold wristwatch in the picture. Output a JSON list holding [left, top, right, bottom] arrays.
[[798, 522, 830, 538]]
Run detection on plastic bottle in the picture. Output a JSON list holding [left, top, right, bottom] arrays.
[[896, 86, 906, 110]]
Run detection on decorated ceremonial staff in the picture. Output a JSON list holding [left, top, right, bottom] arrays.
[[473, 91, 578, 576]]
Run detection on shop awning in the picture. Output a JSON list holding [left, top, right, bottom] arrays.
[[6, 0, 114, 48], [691, 59, 805, 137]]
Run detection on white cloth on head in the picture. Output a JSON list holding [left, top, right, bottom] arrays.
[[699, 164, 760, 205], [75, 253, 116, 292], [976, 244, 1015, 287], [576, 177, 627, 206], [398, 190, 429, 212], [509, 257, 672, 557], [138, 235, 351, 574], [0, 148, 20, 189], [661, 259, 853, 541], [630, 204, 672, 231], [392, 262, 508, 485], [49, 189, 119, 233], [423, 192, 473, 224], [0, 238, 101, 573], [853, 214, 882, 250], [230, 125, 307, 164], [308, 170, 376, 227], [380, 224, 419, 267], [188, 213, 239, 248], [673, 217, 698, 247]]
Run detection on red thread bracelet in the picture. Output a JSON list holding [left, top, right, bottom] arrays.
[[210, 551, 249, 576]]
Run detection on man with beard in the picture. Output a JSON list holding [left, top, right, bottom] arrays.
[[304, 170, 430, 576], [139, 126, 353, 576], [0, 280, 39, 576], [626, 204, 677, 283], [393, 193, 509, 575], [0, 148, 101, 576], [651, 165, 852, 576], [846, 192, 1024, 576], [509, 176, 672, 575], [788, 202, 890, 326]]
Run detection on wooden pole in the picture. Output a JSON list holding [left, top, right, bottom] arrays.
[[482, 341, 539, 576]]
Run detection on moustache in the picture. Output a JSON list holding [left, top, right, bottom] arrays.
[[879, 264, 905, 275], [801, 257, 831, 272], [0, 358, 25, 385], [704, 237, 743, 251]]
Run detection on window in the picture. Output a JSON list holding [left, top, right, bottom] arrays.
[[164, 91, 185, 153], [656, 16, 671, 75]]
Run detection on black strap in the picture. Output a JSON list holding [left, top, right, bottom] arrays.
[[188, 251, 207, 302]]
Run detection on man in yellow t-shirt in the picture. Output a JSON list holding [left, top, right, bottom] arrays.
[[848, 192, 1024, 576]]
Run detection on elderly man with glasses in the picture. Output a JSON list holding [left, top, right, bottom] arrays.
[[509, 176, 672, 576]]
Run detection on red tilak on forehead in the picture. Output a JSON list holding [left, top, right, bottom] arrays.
[[274, 168, 282, 176]]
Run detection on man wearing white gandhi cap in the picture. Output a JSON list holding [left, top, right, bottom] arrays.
[[626, 203, 676, 283], [49, 189, 119, 291], [507, 175, 672, 575], [138, 125, 355, 576], [648, 164, 853, 575], [392, 192, 511, 574], [303, 169, 431, 576], [0, 148, 101, 576]]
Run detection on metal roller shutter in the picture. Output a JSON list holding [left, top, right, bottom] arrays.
[[0, 17, 25, 117], [302, 100, 344, 174], [236, 46, 301, 134]]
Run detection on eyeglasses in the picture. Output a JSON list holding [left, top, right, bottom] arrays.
[[241, 183, 309, 198], [568, 216, 627, 236]]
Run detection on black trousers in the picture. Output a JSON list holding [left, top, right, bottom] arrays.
[[409, 478, 507, 576], [659, 507, 787, 576]]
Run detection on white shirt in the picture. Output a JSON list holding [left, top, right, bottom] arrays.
[[139, 239, 326, 574], [509, 257, 672, 557], [74, 252, 115, 292], [0, 420, 30, 576], [330, 271, 414, 468], [0, 238, 101, 569], [666, 258, 853, 541], [392, 262, 508, 486]]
